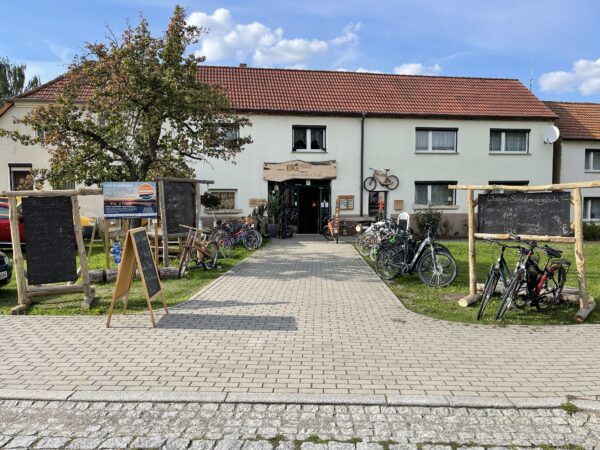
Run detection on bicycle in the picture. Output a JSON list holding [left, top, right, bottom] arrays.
[[322, 216, 338, 243], [363, 168, 399, 191], [477, 238, 526, 320], [178, 225, 219, 278], [218, 223, 262, 251], [495, 235, 571, 321], [375, 227, 458, 287]]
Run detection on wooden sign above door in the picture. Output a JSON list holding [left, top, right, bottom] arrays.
[[263, 160, 337, 182]]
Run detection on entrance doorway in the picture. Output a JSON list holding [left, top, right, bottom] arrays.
[[298, 186, 320, 233]]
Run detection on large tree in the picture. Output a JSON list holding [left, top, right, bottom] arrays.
[[0, 58, 40, 106], [0, 5, 251, 186]]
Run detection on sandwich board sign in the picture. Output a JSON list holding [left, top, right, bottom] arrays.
[[106, 227, 167, 327]]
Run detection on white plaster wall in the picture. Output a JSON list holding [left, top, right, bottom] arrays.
[[196, 114, 556, 218], [560, 140, 600, 199]]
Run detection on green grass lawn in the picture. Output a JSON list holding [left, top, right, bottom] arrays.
[[360, 240, 600, 325], [0, 241, 257, 315]]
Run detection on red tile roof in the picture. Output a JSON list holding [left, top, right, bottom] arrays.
[[13, 66, 557, 120], [0, 101, 13, 119], [544, 101, 600, 141]]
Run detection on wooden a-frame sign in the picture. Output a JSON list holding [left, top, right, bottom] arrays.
[[106, 227, 168, 328]]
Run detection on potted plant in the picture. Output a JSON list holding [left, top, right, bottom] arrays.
[[266, 191, 282, 238], [200, 192, 221, 227], [252, 204, 268, 236]]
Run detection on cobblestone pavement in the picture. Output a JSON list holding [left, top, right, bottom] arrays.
[[1, 237, 600, 399], [0, 399, 598, 449]]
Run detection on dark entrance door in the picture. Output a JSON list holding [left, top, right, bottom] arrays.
[[298, 186, 320, 233]]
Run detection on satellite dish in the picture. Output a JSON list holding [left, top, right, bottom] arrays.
[[543, 125, 560, 144]]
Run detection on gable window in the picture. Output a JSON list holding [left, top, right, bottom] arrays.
[[416, 128, 457, 152], [585, 150, 600, 172], [208, 189, 236, 210], [415, 181, 456, 206], [293, 126, 325, 151], [584, 198, 600, 221], [490, 129, 529, 153], [9, 164, 33, 191]]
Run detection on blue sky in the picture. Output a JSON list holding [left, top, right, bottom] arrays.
[[1, 0, 599, 101]]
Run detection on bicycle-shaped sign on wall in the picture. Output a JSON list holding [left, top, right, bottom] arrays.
[[363, 167, 399, 191]]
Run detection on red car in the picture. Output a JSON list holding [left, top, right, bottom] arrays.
[[0, 202, 25, 246]]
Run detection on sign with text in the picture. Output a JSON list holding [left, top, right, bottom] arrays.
[[103, 182, 158, 218], [263, 160, 336, 182]]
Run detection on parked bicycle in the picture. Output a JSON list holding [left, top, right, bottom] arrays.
[[322, 216, 338, 243], [178, 225, 219, 278], [477, 238, 527, 320], [217, 223, 262, 251], [363, 168, 399, 191], [495, 235, 571, 321], [375, 227, 457, 287], [356, 219, 396, 259]]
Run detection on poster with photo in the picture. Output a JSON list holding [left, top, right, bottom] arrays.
[[103, 182, 158, 218]]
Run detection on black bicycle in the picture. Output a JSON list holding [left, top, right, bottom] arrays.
[[495, 237, 571, 321], [375, 227, 457, 287], [477, 238, 526, 320]]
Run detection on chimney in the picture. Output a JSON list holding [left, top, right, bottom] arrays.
[[239, 63, 247, 68]]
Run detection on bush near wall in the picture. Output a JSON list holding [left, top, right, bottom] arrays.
[[584, 222, 600, 240]]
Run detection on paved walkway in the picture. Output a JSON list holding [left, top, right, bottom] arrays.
[[1, 237, 600, 400], [0, 399, 597, 449]]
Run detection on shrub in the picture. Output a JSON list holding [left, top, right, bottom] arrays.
[[414, 208, 443, 235], [584, 222, 600, 240], [200, 192, 221, 209]]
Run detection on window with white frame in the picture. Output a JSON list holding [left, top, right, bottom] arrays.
[[585, 150, 600, 172], [489, 129, 529, 153], [584, 198, 600, 221], [415, 128, 457, 152], [208, 189, 237, 210], [9, 164, 33, 191], [293, 126, 325, 151], [414, 182, 456, 206]]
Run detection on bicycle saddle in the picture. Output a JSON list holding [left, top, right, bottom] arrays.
[[543, 245, 562, 258]]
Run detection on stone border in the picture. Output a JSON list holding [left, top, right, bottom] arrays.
[[0, 389, 594, 411]]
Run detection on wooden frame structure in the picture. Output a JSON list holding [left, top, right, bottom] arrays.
[[1, 188, 101, 314], [155, 177, 213, 267], [450, 181, 600, 322]]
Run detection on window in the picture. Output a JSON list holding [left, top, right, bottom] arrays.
[[489, 130, 529, 153], [415, 128, 457, 152], [368, 191, 387, 217], [293, 126, 325, 151], [208, 189, 236, 210], [488, 180, 529, 193], [9, 164, 33, 191], [35, 129, 45, 140], [204, 125, 239, 149], [51, 180, 76, 190], [584, 198, 600, 221], [414, 182, 456, 206], [585, 150, 600, 172], [0, 205, 8, 219]]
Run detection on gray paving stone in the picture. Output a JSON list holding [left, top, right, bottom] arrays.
[[98, 437, 133, 449], [356, 444, 383, 450], [301, 444, 328, 450], [328, 443, 355, 450], [243, 441, 274, 450], [4, 436, 39, 448], [67, 438, 104, 449], [129, 436, 167, 449], [214, 440, 244, 450], [35, 436, 71, 449], [189, 441, 216, 450]]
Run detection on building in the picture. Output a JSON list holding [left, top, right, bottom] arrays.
[[544, 101, 600, 222], [1, 66, 559, 233]]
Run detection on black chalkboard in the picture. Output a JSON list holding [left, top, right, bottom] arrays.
[[163, 181, 196, 235], [132, 229, 161, 299], [478, 192, 572, 236], [22, 196, 78, 285]]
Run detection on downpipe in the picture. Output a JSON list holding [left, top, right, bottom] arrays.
[[359, 113, 366, 217]]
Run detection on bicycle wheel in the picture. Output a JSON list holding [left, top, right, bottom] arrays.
[[386, 175, 399, 190], [495, 272, 523, 321], [209, 229, 228, 243], [249, 229, 263, 247], [417, 250, 457, 287], [477, 270, 499, 320], [243, 233, 260, 250], [363, 177, 377, 191], [536, 266, 566, 312], [357, 232, 375, 256], [322, 225, 334, 241], [203, 241, 219, 269], [376, 247, 401, 280]]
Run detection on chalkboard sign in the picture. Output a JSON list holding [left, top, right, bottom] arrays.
[[22, 196, 77, 285], [163, 181, 196, 235], [478, 192, 572, 236], [132, 229, 161, 299]]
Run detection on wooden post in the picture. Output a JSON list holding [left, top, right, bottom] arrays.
[[153, 221, 159, 266], [71, 195, 94, 307], [158, 181, 169, 267], [572, 189, 594, 322], [8, 196, 28, 309], [103, 219, 111, 270], [467, 189, 477, 295]]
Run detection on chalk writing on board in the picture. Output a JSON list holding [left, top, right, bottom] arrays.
[[163, 182, 196, 235], [477, 192, 572, 236], [132, 229, 161, 299]]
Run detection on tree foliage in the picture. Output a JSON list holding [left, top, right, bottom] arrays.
[[0, 57, 40, 106], [0, 5, 251, 186]]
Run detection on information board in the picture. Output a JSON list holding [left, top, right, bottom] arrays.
[[22, 196, 77, 285], [477, 192, 572, 236], [103, 182, 158, 218], [163, 181, 196, 235]]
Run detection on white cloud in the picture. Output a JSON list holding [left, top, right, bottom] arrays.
[[393, 63, 442, 76], [539, 58, 600, 95], [187, 8, 361, 68]]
